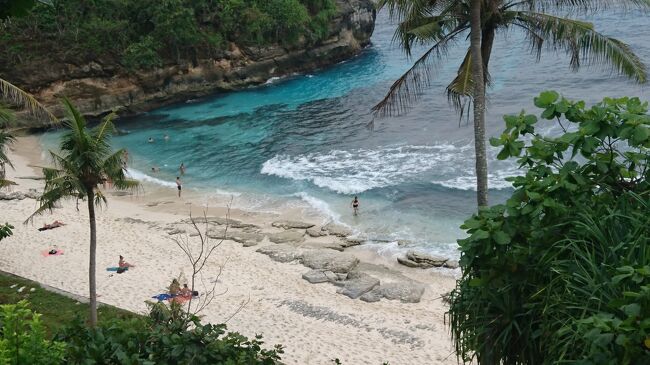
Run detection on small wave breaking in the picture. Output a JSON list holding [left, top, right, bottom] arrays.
[[125, 169, 176, 188]]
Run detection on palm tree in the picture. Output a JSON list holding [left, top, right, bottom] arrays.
[[469, 0, 487, 207], [0, 105, 17, 189], [28, 98, 139, 326], [1, 79, 58, 125], [373, 0, 648, 207]]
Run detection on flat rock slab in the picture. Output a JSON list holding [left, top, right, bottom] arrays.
[[300, 249, 359, 273], [444, 260, 459, 269], [268, 230, 305, 244], [337, 271, 380, 299], [397, 250, 448, 269], [306, 227, 327, 237], [322, 222, 353, 237], [183, 216, 259, 229], [302, 270, 339, 284], [0, 192, 26, 200], [272, 220, 315, 229], [256, 245, 301, 263], [360, 282, 425, 303], [342, 236, 364, 248]]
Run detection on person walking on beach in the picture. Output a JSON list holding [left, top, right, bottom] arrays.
[[351, 196, 360, 216], [179, 162, 186, 175], [176, 176, 182, 198]]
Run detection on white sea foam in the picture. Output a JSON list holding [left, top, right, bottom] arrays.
[[125, 168, 176, 188], [293, 192, 341, 224], [214, 188, 242, 197], [265, 76, 282, 85], [261, 143, 522, 194]]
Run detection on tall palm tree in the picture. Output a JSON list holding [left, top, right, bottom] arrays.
[[28, 98, 139, 327], [0, 105, 17, 189], [469, 0, 487, 207], [373, 0, 648, 207]]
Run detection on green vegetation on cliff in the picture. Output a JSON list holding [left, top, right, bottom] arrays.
[[0, 0, 337, 71]]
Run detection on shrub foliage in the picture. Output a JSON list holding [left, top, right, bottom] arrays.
[[449, 92, 650, 364]]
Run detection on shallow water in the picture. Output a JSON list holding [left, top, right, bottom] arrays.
[[41, 9, 650, 259]]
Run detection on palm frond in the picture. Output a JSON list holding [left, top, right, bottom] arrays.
[[0, 131, 16, 169], [373, 25, 469, 117], [0, 78, 58, 124], [511, 11, 647, 83], [0, 104, 14, 128], [446, 48, 474, 111], [0, 179, 17, 189], [379, 0, 460, 21]]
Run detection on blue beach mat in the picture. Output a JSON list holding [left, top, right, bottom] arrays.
[[152, 293, 176, 301], [106, 267, 128, 272]]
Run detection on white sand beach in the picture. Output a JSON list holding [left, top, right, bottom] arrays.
[[0, 136, 457, 365]]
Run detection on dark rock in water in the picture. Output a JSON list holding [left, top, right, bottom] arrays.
[[302, 270, 339, 284], [272, 220, 315, 229], [268, 230, 305, 244], [300, 249, 359, 273], [397, 250, 448, 269], [337, 271, 380, 299], [256, 245, 300, 263]]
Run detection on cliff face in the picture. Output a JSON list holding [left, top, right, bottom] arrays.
[[4, 0, 375, 126]]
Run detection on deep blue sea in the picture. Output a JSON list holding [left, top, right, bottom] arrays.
[[41, 9, 650, 259]]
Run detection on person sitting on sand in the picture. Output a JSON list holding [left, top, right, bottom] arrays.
[[118, 255, 135, 268], [169, 279, 181, 296], [179, 284, 192, 298]]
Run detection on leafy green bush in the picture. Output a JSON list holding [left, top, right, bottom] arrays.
[[0, 223, 13, 241], [57, 301, 283, 364], [449, 92, 650, 364], [122, 36, 163, 71], [0, 301, 65, 364]]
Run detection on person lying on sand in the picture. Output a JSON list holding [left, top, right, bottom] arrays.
[[118, 255, 135, 268], [38, 220, 65, 231]]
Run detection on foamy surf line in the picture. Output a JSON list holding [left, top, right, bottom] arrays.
[[125, 168, 176, 188]]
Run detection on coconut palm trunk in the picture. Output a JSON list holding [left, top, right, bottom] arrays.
[[86, 186, 98, 326], [470, 0, 488, 207]]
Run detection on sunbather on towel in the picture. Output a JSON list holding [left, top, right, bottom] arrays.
[[118, 255, 135, 268], [179, 284, 192, 299], [38, 220, 65, 231]]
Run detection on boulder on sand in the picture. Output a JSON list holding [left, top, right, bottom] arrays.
[[302, 270, 339, 284], [256, 245, 301, 263], [336, 271, 380, 299], [300, 249, 359, 273], [397, 250, 448, 269], [268, 230, 305, 244], [322, 222, 353, 237], [306, 227, 327, 237], [360, 281, 425, 303]]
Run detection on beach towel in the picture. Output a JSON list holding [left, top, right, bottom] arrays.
[[40, 249, 64, 257], [106, 267, 129, 272], [152, 293, 175, 302]]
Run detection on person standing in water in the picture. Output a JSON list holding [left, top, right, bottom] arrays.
[[351, 196, 360, 215], [176, 176, 182, 198], [179, 163, 186, 175]]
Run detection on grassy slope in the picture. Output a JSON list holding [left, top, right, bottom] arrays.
[[0, 272, 139, 336]]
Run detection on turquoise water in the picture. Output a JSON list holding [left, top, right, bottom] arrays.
[[41, 9, 650, 259]]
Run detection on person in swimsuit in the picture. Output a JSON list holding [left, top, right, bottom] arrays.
[[148, 137, 154, 143], [179, 163, 186, 175], [118, 255, 135, 268], [176, 176, 182, 198], [351, 196, 360, 216]]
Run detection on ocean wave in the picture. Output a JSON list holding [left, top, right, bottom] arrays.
[[261, 144, 521, 194], [265, 76, 282, 85], [293, 192, 341, 223], [125, 168, 176, 188]]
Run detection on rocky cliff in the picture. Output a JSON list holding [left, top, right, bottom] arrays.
[[4, 0, 375, 127]]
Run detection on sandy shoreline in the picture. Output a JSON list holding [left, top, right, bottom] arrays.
[[1, 135, 457, 364]]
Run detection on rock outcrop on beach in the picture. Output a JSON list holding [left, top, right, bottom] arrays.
[[3, 0, 376, 127]]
